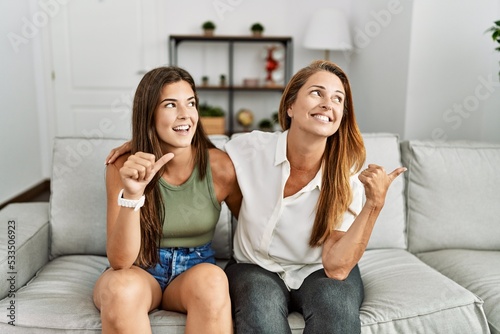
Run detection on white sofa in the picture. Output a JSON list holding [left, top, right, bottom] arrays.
[[0, 133, 499, 333]]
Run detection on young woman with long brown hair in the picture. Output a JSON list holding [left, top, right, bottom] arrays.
[[93, 66, 240, 334]]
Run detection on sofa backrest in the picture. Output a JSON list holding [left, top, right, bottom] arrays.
[[401, 140, 500, 254], [49, 136, 233, 260], [362, 133, 407, 249], [49, 133, 407, 260]]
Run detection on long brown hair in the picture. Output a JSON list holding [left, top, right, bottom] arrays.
[[279, 60, 365, 247], [131, 66, 215, 267]]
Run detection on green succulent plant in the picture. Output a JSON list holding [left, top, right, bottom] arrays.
[[202, 21, 216, 30], [199, 102, 225, 117]]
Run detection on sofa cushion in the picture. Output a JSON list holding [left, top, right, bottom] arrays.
[[0, 203, 49, 299], [0, 255, 108, 332], [358, 249, 489, 333], [417, 249, 500, 334], [362, 133, 406, 249], [1, 251, 489, 333], [0, 255, 303, 333], [50, 137, 127, 258], [401, 140, 500, 253], [50, 136, 233, 260]]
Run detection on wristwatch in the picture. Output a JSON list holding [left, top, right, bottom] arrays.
[[117, 189, 145, 211]]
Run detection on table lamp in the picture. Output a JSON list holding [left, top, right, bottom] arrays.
[[303, 8, 353, 61]]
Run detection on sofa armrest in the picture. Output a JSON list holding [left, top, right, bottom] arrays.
[[0, 203, 50, 299]]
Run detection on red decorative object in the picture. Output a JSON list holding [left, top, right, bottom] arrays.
[[265, 46, 279, 86]]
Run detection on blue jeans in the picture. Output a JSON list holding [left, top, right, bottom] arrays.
[[225, 261, 364, 334], [145, 242, 215, 291]]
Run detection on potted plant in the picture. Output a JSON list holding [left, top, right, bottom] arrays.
[[219, 74, 226, 86], [258, 118, 273, 132], [201, 75, 209, 86], [250, 22, 264, 37], [486, 20, 500, 78], [198, 102, 225, 134], [202, 21, 216, 36]]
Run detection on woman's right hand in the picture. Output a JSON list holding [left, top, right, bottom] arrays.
[[119, 152, 174, 198], [106, 141, 132, 165]]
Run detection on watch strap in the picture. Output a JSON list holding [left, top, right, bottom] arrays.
[[117, 189, 145, 211]]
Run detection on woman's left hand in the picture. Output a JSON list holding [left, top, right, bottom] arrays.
[[358, 164, 406, 209]]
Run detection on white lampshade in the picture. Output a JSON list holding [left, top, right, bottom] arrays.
[[303, 8, 352, 60]]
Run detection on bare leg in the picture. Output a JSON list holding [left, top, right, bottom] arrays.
[[163, 263, 233, 334], [93, 266, 162, 334]]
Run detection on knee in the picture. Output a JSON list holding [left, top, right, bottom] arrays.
[[230, 270, 287, 315], [307, 279, 361, 317], [96, 269, 148, 323], [188, 264, 230, 311]]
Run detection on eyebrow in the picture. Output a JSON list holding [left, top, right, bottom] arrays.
[[159, 96, 196, 104], [308, 84, 345, 96]]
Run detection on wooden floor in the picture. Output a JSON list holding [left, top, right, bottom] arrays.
[[0, 180, 50, 210], [29, 188, 50, 202]]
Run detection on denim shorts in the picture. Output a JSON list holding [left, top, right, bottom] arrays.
[[145, 242, 216, 291]]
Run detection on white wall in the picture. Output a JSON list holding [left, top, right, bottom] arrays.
[[165, 0, 352, 131], [405, 0, 500, 141], [348, 0, 413, 136], [0, 0, 49, 204], [2, 0, 500, 204]]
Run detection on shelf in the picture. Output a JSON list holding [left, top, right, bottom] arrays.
[[170, 34, 292, 44], [169, 34, 293, 134], [198, 86, 285, 92]]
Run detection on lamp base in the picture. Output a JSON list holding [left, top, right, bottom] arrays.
[[324, 49, 330, 61]]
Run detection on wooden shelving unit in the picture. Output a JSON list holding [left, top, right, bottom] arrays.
[[169, 34, 293, 134]]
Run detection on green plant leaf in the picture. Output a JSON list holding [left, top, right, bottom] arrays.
[[493, 30, 500, 41]]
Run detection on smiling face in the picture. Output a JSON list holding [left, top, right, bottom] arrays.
[[286, 70, 345, 138], [154, 80, 199, 151]]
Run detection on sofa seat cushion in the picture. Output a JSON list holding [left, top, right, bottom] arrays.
[[418, 249, 500, 334], [0, 255, 108, 333], [0, 254, 305, 333], [358, 249, 490, 333]]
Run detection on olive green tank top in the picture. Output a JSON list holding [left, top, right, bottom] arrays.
[[158, 156, 221, 248]]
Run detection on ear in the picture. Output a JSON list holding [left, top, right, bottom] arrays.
[[287, 106, 293, 118]]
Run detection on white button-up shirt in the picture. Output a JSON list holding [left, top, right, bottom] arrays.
[[225, 130, 363, 290]]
